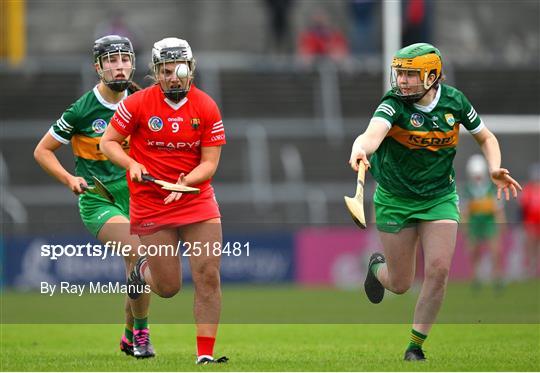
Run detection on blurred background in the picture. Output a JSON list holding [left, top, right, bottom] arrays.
[[1, 0, 539, 304]]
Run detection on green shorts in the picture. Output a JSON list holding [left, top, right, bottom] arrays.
[[374, 185, 460, 233], [79, 178, 130, 237], [468, 215, 498, 242]]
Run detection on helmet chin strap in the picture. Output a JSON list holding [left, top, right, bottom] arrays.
[[98, 64, 134, 93], [406, 87, 431, 104], [153, 60, 193, 102], [164, 89, 187, 102], [161, 77, 192, 102], [105, 80, 130, 92], [405, 77, 438, 104]]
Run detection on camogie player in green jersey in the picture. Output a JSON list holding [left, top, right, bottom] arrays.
[[34, 35, 155, 358], [348, 43, 522, 361], [462, 154, 506, 291]]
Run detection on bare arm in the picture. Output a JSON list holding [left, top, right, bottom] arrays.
[[349, 118, 390, 171], [34, 132, 87, 194], [99, 125, 147, 182], [472, 127, 522, 199], [184, 146, 222, 186], [163, 146, 222, 205]]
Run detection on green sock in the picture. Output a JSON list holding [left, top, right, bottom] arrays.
[[134, 317, 148, 330], [371, 262, 383, 278], [407, 328, 427, 350], [124, 326, 133, 343]]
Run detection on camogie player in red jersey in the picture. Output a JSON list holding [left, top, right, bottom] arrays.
[[520, 164, 540, 278], [100, 37, 227, 365]]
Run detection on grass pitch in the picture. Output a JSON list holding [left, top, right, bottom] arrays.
[[2, 324, 539, 371], [1, 282, 539, 371]]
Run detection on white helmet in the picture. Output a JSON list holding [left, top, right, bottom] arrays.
[[151, 37, 196, 101], [466, 154, 488, 180]]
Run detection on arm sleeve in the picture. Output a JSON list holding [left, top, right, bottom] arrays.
[[49, 104, 79, 144], [460, 93, 484, 134], [201, 97, 226, 147], [110, 94, 139, 137], [371, 98, 400, 129]]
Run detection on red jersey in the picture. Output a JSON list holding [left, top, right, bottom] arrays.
[[521, 182, 540, 224], [109, 84, 225, 232]]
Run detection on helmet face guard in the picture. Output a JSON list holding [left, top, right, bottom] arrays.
[[390, 43, 442, 103], [93, 35, 135, 92], [152, 38, 196, 102]]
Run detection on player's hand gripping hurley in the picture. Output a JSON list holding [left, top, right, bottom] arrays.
[[80, 176, 116, 204], [344, 161, 367, 229]]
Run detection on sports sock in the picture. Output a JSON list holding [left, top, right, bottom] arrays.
[[371, 262, 384, 278], [197, 336, 215, 358], [124, 326, 133, 344], [139, 259, 149, 280], [134, 317, 148, 330], [407, 328, 427, 350]]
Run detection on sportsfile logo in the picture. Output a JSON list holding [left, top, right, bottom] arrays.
[[40, 240, 251, 260]]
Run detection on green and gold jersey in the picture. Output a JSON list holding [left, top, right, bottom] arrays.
[[462, 181, 499, 217], [370, 84, 484, 199], [461, 181, 499, 239], [49, 86, 130, 185]]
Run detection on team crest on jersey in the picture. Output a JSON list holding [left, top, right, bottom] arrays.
[[148, 116, 164, 132], [445, 113, 456, 126], [92, 119, 107, 134], [410, 113, 424, 128], [191, 118, 200, 130]]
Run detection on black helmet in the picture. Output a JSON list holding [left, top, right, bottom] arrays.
[[93, 35, 135, 92]]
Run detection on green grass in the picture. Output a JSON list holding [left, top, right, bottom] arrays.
[[1, 282, 539, 371], [1, 324, 539, 371], [2, 281, 539, 324]]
